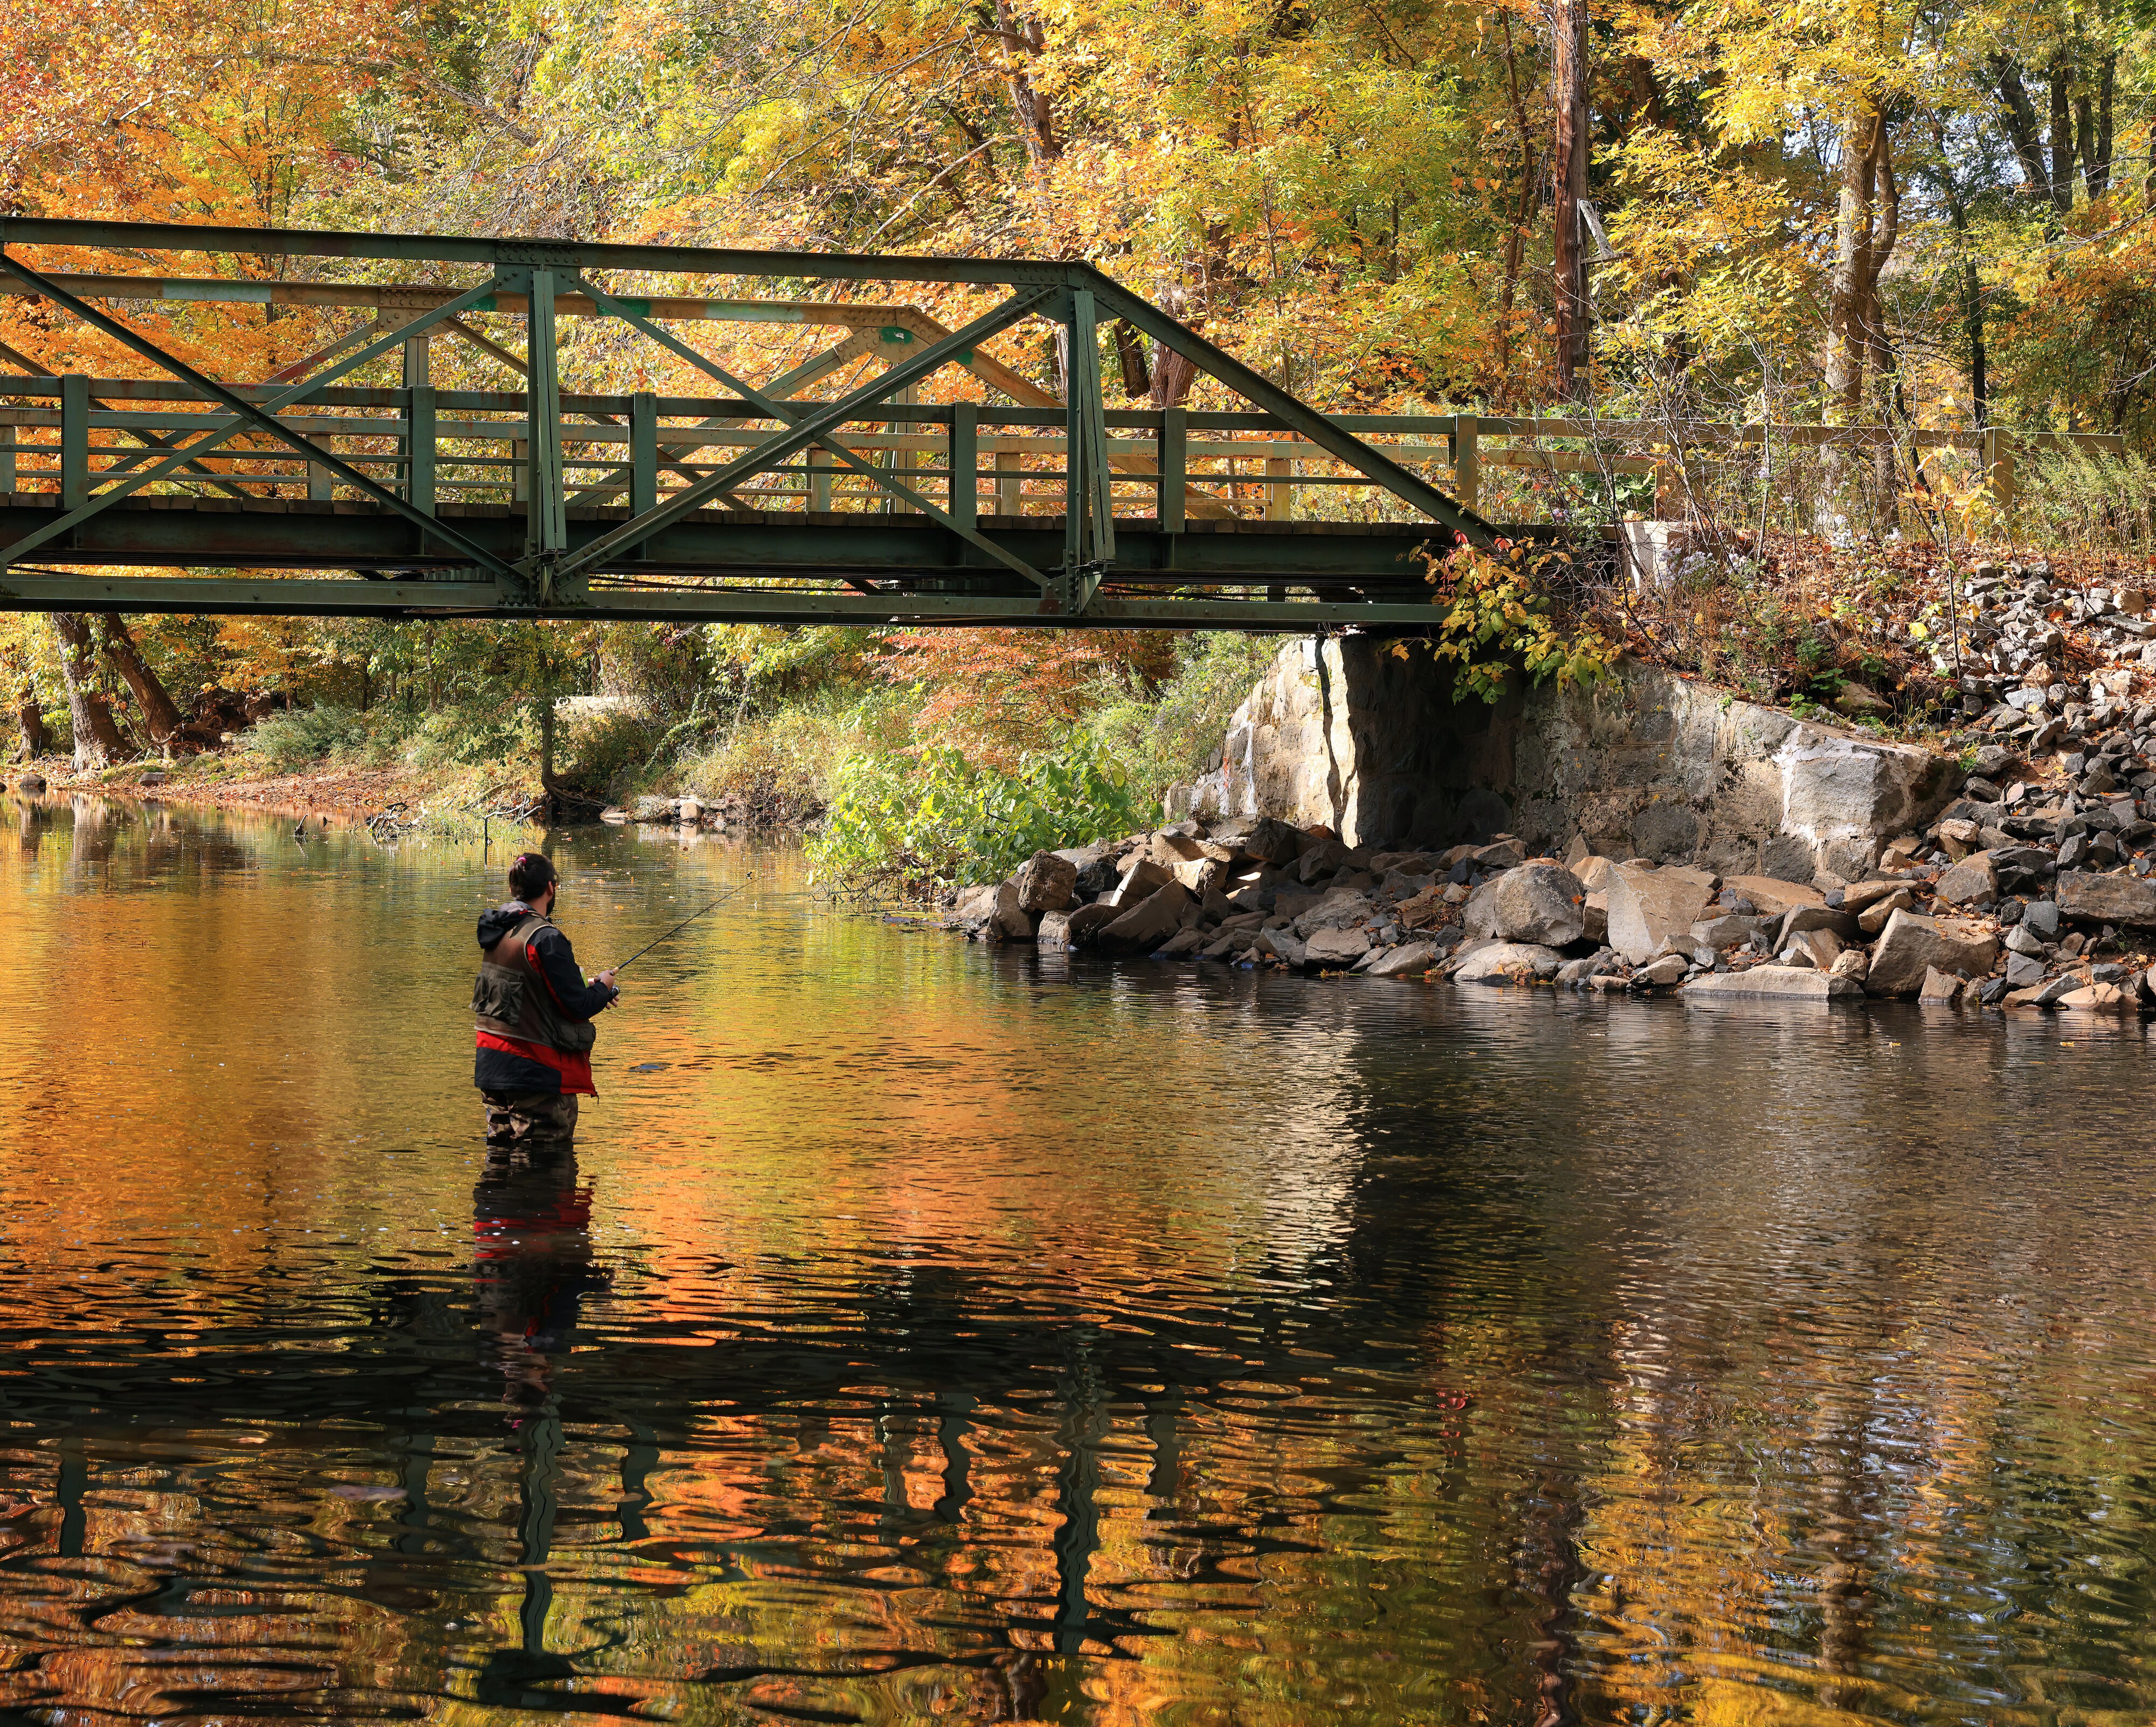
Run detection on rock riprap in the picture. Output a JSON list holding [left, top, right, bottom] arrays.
[[932, 803, 2156, 1016]]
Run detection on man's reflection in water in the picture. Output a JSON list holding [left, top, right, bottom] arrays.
[[470, 1143, 612, 1702], [472, 1144, 606, 1414]]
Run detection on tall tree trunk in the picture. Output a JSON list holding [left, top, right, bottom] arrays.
[[1827, 108, 1879, 420], [2047, 55, 2075, 213], [2077, 52, 2116, 198], [1549, 0, 1591, 398], [1933, 119, 1989, 427], [990, 0, 1060, 167], [12, 689, 52, 761], [50, 614, 125, 770], [1497, 10, 1539, 390], [96, 616, 185, 744], [1992, 57, 2049, 203]]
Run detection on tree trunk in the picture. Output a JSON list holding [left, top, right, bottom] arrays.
[[50, 614, 125, 770], [1827, 108, 1878, 420], [1549, 0, 1591, 398], [2047, 55, 2075, 213], [1992, 58, 2050, 204], [2077, 52, 2115, 198], [1933, 120, 1989, 427], [991, 0, 1060, 166], [1497, 11, 1539, 389], [12, 690, 52, 761], [96, 615, 186, 744]]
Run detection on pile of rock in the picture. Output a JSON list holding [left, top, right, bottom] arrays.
[[941, 805, 2156, 1014], [944, 816, 1496, 978], [1944, 564, 2155, 727], [611, 791, 761, 830]]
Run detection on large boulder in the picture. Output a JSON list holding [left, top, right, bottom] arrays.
[[1865, 908, 2000, 997], [1305, 927, 1372, 967], [1719, 875, 1824, 919], [1203, 816, 1303, 865], [1061, 901, 1123, 946], [1483, 860, 1586, 945], [1097, 881, 1193, 953], [1052, 844, 1117, 897], [1452, 941, 1563, 983], [1933, 851, 1999, 908], [1605, 864, 1718, 963], [1366, 942, 1438, 977], [1014, 849, 1078, 914], [1295, 889, 1376, 937], [2056, 871, 2156, 927], [1683, 965, 1863, 1002], [953, 881, 1033, 942], [1105, 856, 1172, 907]]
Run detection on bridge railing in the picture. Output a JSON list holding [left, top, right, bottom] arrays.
[[0, 375, 2125, 528]]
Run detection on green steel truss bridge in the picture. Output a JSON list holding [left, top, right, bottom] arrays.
[[0, 219, 1499, 630]]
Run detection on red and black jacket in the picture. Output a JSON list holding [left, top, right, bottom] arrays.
[[472, 902, 617, 1096]]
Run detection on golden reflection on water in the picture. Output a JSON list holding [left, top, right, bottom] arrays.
[[2, 791, 2155, 1723]]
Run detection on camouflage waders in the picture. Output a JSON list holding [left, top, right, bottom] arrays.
[[482, 1090, 579, 1145]]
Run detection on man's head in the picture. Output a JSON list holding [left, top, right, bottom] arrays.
[[509, 851, 558, 914]]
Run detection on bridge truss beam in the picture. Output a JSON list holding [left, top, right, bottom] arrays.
[[0, 218, 1497, 629]]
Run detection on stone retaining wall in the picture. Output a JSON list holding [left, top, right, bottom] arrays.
[[1179, 640, 1962, 880]]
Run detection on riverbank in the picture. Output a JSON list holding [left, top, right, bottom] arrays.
[[922, 554, 2156, 1014], [934, 809, 2156, 1013]]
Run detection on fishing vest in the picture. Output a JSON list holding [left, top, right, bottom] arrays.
[[472, 913, 598, 1055]]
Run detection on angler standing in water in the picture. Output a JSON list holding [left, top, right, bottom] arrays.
[[472, 852, 619, 1144]]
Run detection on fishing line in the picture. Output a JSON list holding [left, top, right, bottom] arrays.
[[607, 874, 751, 975]]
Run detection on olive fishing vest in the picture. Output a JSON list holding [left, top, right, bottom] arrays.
[[472, 913, 598, 1055]]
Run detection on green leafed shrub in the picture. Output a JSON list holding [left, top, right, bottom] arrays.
[[240, 703, 368, 771], [809, 738, 1144, 900]]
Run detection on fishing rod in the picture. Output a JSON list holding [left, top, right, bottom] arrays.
[[607, 875, 751, 975]]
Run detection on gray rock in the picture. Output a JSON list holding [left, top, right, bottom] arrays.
[[1061, 902, 1122, 946], [1296, 837, 1353, 882], [1014, 849, 1079, 914], [1636, 952, 1690, 986], [1865, 908, 2002, 997], [1483, 860, 1588, 945], [1036, 910, 1075, 951], [2004, 924, 2046, 957], [1367, 942, 1438, 977], [1918, 964, 1966, 1003], [1105, 856, 1172, 907], [2021, 900, 2062, 940], [1255, 927, 1308, 965], [1691, 913, 1763, 951], [1786, 927, 1844, 971], [1856, 887, 1916, 934], [1203, 816, 1303, 865], [1683, 964, 1864, 1001], [1720, 874, 1825, 918], [1305, 926, 1374, 966], [1152, 927, 1207, 956], [1606, 864, 1718, 963], [2004, 951, 2046, 987], [1934, 850, 1999, 907], [1828, 948, 1869, 982], [1098, 882, 1194, 954], [1053, 844, 1117, 896], [2055, 870, 2156, 927], [1779, 903, 1861, 942], [1452, 941, 1563, 983], [953, 881, 1033, 942], [1295, 889, 1377, 937]]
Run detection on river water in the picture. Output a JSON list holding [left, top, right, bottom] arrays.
[[3, 794, 2155, 1724]]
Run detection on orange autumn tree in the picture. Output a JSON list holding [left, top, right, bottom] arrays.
[[877, 629, 1177, 767]]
